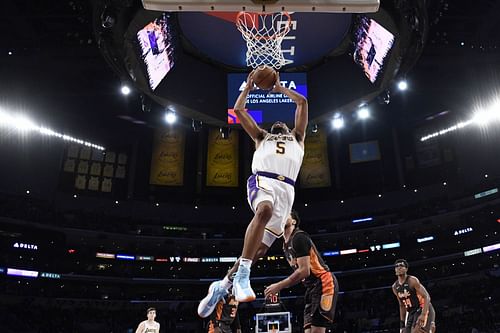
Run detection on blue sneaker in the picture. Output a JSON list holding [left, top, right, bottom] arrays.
[[197, 281, 228, 318], [233, 266, 256, 302]]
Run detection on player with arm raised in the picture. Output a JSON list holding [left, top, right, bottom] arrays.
[[264, 210, 339, 333], [198, 70, 308, 316]]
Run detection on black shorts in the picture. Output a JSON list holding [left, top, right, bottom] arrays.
[[303, 273, 339, 329], [405, 304, 436, 333]]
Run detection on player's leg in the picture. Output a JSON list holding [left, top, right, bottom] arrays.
[[241, 201, 273, 259], [409, 311, 422, 333], [310, 273, 338, 333], [303, 287, 313, 333], [198, 232, 277, 317], [199, 175, 276, 314], [233, 201, 274, 302], [226, 231, 274, 279]]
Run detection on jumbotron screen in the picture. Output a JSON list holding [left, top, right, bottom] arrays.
[[137, 13, 175, 90], [353, 16, 395, 83], [227, 73, 308, 125]]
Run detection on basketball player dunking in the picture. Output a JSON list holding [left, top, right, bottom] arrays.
[[392, 259, 436, 333], [198, 70, 308, 316], [135, 307, 160, 333]]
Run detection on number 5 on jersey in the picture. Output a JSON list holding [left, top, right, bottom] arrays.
[[276, 141, 285, 154]]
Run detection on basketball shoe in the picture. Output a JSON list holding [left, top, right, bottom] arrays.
[[197, 281, 228, 318], [233, 265, 256, 302]]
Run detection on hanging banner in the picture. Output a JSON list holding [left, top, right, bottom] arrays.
[[299, 128, 331, 188], [206, 129, 239, 187], [150, 127, 185, 186]]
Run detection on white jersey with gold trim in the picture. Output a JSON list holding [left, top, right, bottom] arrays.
[[143, 321, 159, 333], [251, 132, 304, 181]]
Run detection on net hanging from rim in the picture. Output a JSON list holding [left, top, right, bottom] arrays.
[[236, 11, 291, 69]]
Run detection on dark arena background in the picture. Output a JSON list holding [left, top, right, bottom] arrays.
[[1, 0, 500, 332]]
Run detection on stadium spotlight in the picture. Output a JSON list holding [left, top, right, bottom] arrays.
[[0, 109, 105, 150], [165, 112, 177, 124], [332, 114, 344, 129], [398, 80, 408, 91], [26, 190, 30, 194], [472, 109, 496, 126], [120, 85, 131, 95], [357, 107, 370, 120]]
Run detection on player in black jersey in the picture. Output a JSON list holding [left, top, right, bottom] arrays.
[[207, 289, 241, 333], [264, 211, 339, 333], [392, 259, 436, 333]]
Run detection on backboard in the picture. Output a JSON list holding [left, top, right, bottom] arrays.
[[142, 0, 380, 13]]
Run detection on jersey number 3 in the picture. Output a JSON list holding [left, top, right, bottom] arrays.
[[276, 141, 286, 154]]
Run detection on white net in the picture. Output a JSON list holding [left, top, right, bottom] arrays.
[[236, 12, 291, 69]]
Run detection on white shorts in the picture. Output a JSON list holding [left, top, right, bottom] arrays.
[[247, 174, 295, 247]]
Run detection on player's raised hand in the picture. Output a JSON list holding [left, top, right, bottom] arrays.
[[271, 72, 283, 93], [245, 70, 257, 91]]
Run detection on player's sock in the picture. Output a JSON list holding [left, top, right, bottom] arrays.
[[240, 258, 252, 269]]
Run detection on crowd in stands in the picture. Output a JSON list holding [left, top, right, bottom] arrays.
[[0, 269, 498, 332]]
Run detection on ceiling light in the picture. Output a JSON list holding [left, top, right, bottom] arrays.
[[397, 80, 408, 91], [357, 107, 370, 120], [165, 112, 177, 124], [332, 115, 344, 129], [120, 85, 131, 95]]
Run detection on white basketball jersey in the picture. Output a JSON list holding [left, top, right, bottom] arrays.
[[144, 321, 158, 333], [252, 133, 304, 181]]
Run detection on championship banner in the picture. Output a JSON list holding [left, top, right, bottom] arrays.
[[206, 129, 239, 187], [150, 127, 185, 186], [299, 128, 331, 188]]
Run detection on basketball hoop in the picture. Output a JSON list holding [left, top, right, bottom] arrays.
[[236, 11, 291, 69]]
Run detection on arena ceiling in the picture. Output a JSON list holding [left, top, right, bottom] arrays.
[[1, 0, 500, 136]]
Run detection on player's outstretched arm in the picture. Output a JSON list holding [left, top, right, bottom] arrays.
[[392, 284, 407, 333], [234, 71, 266, 143], [272, 73, 308, 142], [264, 255, 310, 298]]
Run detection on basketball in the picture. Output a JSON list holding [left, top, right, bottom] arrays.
[[253, 65, 277, 90]]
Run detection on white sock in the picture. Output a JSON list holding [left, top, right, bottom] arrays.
[[240, 258, 252, 269], [220, 276, 232, 290]]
